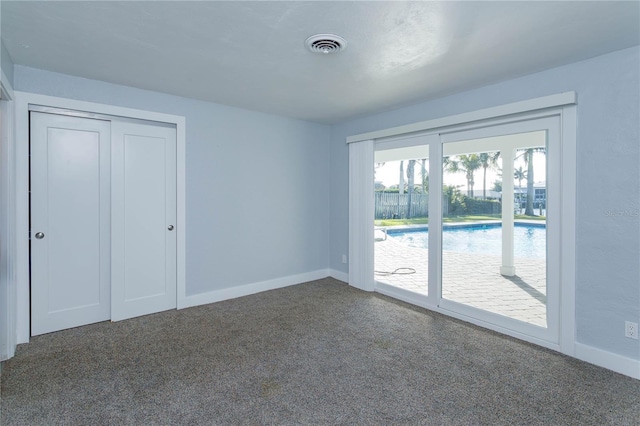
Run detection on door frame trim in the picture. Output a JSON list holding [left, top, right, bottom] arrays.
[[14, 91, 187, 343], [1, 71, 17, 359], [347, 92, 577, 143]]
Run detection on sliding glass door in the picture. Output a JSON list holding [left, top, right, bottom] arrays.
[[438, 117, 560, 342], [374, 142, 430, 295], [370, 116, 561, 344]]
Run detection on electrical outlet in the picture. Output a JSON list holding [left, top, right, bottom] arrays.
[[342, 254, 347, 264], [625, 321, 638, 339]]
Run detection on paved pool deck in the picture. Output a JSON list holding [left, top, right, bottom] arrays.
[[374, 231, 547, 327]]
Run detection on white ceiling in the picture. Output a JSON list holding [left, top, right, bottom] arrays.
[[2, 1, 639, 124]]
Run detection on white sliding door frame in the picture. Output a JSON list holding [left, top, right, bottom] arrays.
[[348, 93, 576, 356], [371, 133, 440, 304], [14, 92, 187, 344], [438, 115, 561, 345]]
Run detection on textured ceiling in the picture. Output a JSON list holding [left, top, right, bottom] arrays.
[[2, 1, 639, 124]]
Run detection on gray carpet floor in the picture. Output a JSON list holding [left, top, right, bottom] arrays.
[[1, 278, 639, 425]]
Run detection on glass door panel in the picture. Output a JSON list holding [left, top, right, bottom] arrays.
[[441, 132, 548, 328], [374, 145, 429, 295]]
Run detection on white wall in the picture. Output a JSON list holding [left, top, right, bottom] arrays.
[[14, 65, 331, 297], [1, 39, 14, 87], [329, 46, 640, 361]]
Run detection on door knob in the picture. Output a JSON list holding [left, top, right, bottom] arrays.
[[167, 225, 174, 231], [35, 232, 45, 239]]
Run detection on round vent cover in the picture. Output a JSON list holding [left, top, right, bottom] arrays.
[[305, 34, 347, 55]]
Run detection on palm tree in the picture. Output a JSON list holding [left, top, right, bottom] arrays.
[[514, 166, 526, 211], [374, 162, 385, 190], [514, 166, 526, 190], [406, 160, 416, 218], [525, 149, 534, 215], [397, 161, 404, 217], [517, 148, 545, 216], [479, 152, 500, 199], [445, 154, 482, 198], [421, 158, 428, 193]]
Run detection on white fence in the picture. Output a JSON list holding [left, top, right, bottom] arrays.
[[375, 192, 428, 219], [375, 192, 504, 219]]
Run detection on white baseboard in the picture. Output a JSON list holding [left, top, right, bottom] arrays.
[[575, 342, 640, 379], [329, 269, 349, 284], [181, 269, 330, 309]]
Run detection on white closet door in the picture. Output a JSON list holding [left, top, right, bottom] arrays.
[[30, 112, 111, 335], [111, 121, 177, 321]]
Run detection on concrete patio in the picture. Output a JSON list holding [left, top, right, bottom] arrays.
[[374, 234, 547, 327]]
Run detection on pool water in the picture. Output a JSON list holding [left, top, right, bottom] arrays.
[[388, 224, 546, 259]]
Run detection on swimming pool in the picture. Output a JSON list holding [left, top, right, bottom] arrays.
[[387, 224, 546, 259]]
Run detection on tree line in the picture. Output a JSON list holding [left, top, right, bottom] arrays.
[[378, 148, 545, 217]]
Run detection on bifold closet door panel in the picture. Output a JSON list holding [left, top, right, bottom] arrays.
[[30, 112, 111, 335], [111, 121, 177, 321]]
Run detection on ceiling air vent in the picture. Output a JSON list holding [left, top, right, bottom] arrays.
[[305, 34, 347, 55]]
